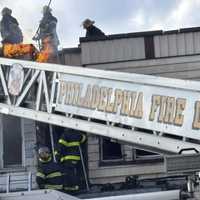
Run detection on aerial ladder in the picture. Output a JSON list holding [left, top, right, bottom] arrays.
[[0, 57, 200, 199]]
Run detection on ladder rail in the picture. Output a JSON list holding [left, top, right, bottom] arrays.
[[0, 103, 199, 154], [0, 58, 200, 154]]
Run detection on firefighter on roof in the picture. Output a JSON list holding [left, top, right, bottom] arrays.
[[82, 18, 106, 39], [36, 146, 63, 190], [56, 129, 86, 193], [33, 5, 59, 63]]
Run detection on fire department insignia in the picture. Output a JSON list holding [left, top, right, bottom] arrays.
[[8, 63, 24, 96]]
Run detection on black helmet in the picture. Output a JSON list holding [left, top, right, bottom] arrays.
[[2, 7, 12, 16]]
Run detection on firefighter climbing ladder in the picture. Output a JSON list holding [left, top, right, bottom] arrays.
[[1, 57, 200, 155]]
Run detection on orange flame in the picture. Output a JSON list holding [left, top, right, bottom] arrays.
[[3, 37, 55, 63], [36, 37, 55, 63], [3, 43, 36, 58]]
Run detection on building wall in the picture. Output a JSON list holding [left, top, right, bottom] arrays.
[[154, 32, 200, 58], [0, 118, 37, 192], [86, 54, 200, 80], [87, 135, 164, 184], [86, 55, 200, 184], [1, 28, 200, 189], [81, 38, 145, 65], [80, 28, 200, 66], [59, 48, 82, 66], [79, 29, 200, 184]]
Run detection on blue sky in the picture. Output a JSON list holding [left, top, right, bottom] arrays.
[[1, 0, 200, 48]]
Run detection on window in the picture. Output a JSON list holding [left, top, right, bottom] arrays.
[[101, 137, 123, 161], [99, 136, 162, 166], [134, 149, 160, 160], [0, 115, 22, 168]]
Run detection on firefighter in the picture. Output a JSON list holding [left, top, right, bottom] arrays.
[[36, 146, 63, 190], [0, 7, 23, 44], [33, 5, 59, 62], [82, 18, 106, 39], [57, 129, 86, 193]]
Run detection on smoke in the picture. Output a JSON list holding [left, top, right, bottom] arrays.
[[0, 0, 9, 6]]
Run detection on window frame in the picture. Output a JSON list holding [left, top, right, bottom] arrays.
[[0, 115, 24, 169], [100, 137, 124, 163], [99, 136, 163, 167]]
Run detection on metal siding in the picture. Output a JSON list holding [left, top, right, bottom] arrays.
[[64, 54, 81, 66], [98, 41, 109, 63], [81, 38, 145, 65], [154, 36, 161, 57], [133, 37, 145, 59], [81, 42, 91, 65], [114, 39, 123, 61], [160, 35, 169, 57], [153, 33, 200, 58], [185, 33, 194, 55], [193, 32, 200, 54], [168, 34, 177, 56], [124, 39, 132, 60], [90, 41, 100, 63], [177, 33, 186, 56]]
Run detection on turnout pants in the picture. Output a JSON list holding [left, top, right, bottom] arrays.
[[62, 161, 80, 193]]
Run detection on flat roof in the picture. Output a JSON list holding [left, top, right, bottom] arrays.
[[80, 26, 200, 43]]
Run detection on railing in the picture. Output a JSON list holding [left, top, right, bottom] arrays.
[[0, 172, 34, 193]]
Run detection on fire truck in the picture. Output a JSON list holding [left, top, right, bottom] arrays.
[[1, 28, 200, 199]]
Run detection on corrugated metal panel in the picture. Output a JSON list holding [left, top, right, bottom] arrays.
[[160, 35, 169, 57], [63, 53, 81, 66], [154, 36, 161, 57], [185, 32, 194, 54], [177, 33, 186, 55], [194, 32, 200, 54], [168, 34, 177, 56], [81, 38, 145, 65], [154, 32, 200, 58]]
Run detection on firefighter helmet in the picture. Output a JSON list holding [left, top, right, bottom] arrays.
[[42, 5, 52, 14], [1, 7, 12, 16], [82, 18, 95, 29], [38, 146, 50, 155]]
